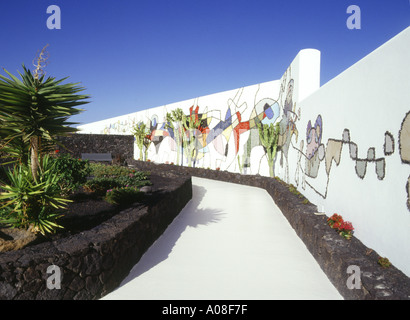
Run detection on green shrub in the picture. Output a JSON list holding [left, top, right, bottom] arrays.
[[83, 164, 151, 205], [0, 155, 70, 235], [83, 177, 121, 196], [89, 162, 150, 177], [53, 154, 91, 194], [115, 172, 152, 188], [378, 257, 392, 268], [105, 187, 143, 205], [84, 172, 151, 196], [89, 163, 133, 177]]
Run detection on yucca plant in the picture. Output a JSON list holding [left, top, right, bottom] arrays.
[[0, 45, 90, 181], [0, 155, 71, 235]]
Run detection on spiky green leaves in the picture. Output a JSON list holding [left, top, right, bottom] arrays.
[[0, 65, 89, 149]]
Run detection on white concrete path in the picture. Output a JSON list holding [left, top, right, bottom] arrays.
[[102, 177, 343, 300]]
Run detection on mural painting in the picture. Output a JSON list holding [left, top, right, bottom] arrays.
[[295, 122, 394, 199], [97, 79, 410, 215], [97, 77, 409, 213], [109, 80, 286, 174], [78, 31, 410, 278], [399, 111, 410, 210]]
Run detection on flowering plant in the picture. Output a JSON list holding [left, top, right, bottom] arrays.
[[338, 220, 354, 240], [327, 213, 343, 229], [327, 213, 354, 240]]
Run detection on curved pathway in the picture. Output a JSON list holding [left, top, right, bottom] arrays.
[[102, 177, 342, 300]]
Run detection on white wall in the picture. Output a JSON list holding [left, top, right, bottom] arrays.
[[285, 27, 410, 277], [78, 27, 410, 277], [78, 48, 321, 173]]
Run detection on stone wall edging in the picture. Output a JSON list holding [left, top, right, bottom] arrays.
[[0, 174, 192, 300]]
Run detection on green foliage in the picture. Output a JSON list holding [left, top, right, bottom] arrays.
[[257, 122, 280, 177], [182, 111, 202, 167], [0, 48, 90, 180], [0, 46, 90, 234], [89, 163, 129, 177], [132, 122, 152, 161], [166, 108, 184, 126], [378, 257, 392, 268], [53, 154, 91, 194], [105, 187, 143, 206], [165, 107, 203, 167], [88, 163, 150, 179], [0, 155, 71, 235], [165, 108, 185, 165], [115, 173, 152, 188], [84, 164, 151, 198], [83, 177, 122, 196]]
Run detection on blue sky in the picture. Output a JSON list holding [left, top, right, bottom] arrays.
[[0, 0, 409, 126]]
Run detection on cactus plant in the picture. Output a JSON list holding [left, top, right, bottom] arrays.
[[182, 111, 202, 167], [165, 108, 184, 165], [257, 122, 280, 177], [165, 108, 202, 167], [132, 122, 151, 161]]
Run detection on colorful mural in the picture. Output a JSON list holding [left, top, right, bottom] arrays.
[[95, 74, 408, 212], [105, 81, 285, 173], [78, 30, 410, 278]]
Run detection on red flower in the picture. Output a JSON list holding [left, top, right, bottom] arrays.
[[327, 213, 346, 229], [327, 213, 354, 240], [333, 222, 341, 229], [339, 221, 354, 232]]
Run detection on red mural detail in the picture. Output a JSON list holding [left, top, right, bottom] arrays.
[[233, 111, 250, 155], [189, 105, 208, 134]]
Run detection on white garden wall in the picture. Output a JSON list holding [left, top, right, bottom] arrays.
[[78, 26, 410, 277], [291, 27, 410, 277]]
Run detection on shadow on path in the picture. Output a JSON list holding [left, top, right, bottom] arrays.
[[119, 184, 225, 287]]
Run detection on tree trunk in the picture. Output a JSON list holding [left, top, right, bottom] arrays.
[[30, 136, 39, 182]]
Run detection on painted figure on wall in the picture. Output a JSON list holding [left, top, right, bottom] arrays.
[[278, 77, 299, 182], [306, 115, 323, 159], [305, 115, 323, 178]]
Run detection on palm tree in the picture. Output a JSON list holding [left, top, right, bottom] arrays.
[[0, 46, 90, 181]]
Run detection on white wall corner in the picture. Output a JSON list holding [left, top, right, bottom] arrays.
[[294, 48, 321, 102]]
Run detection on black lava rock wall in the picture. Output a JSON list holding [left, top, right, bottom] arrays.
[[0, 174, 192, 300], [57, 134, 135, 163]]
